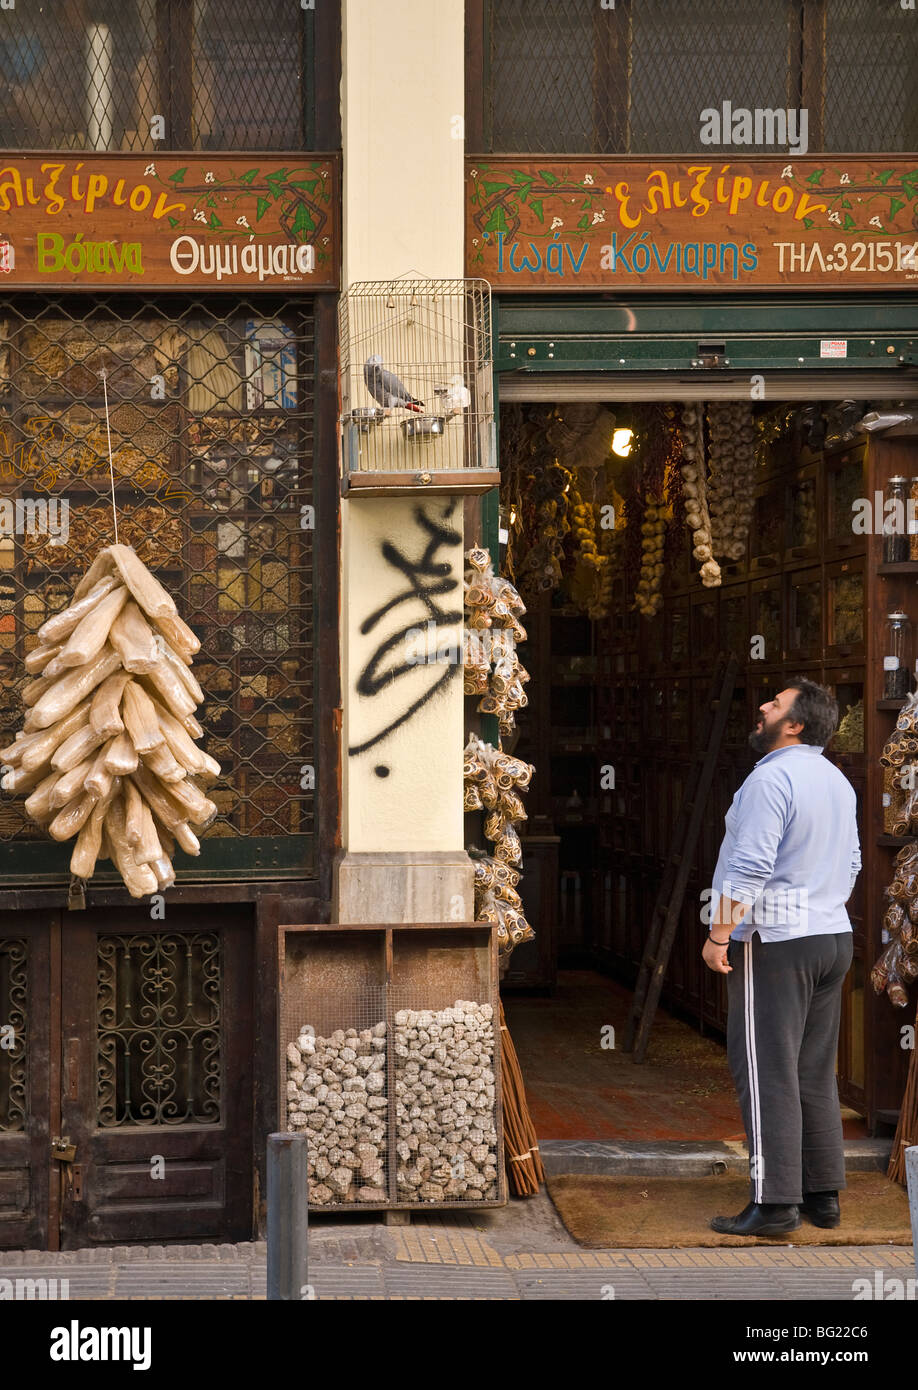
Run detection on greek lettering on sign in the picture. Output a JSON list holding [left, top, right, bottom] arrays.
[[37, 232, 144, 275], [170, 236, 315, 281]]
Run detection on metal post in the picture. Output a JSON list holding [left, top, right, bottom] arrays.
[[906, 1145, 918, 1283], [267, 1132, 309, 1301]]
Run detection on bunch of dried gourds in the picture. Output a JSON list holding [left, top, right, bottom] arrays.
[[872, 842, 918, 1007], [1, 545, 219, 897], [463, 547, 529, 739]]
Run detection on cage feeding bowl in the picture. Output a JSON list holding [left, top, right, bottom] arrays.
[[350, 406, 385, 432], [401, 414, 446, 439]]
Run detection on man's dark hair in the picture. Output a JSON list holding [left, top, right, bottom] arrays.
[[786, 678, 838, 747]]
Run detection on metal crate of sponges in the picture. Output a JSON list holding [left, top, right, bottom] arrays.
[[278, 922, 505, 1211]]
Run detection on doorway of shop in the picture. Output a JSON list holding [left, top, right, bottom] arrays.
[[0, 905, 254, 1250], [493, 391, 918, 1138]]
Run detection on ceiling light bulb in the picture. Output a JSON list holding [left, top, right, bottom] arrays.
[[612, 428, 634, 456]]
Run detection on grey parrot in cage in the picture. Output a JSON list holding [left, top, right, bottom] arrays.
[[363, 355, 425, 412]]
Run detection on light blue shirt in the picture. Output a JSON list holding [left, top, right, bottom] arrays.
[[710, 743, 861, 942]]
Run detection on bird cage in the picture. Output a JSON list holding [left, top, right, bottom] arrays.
[[338, 278, 499, 496]]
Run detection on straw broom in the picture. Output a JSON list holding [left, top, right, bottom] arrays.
[[887, 997, 918, 1185], [499, 998, 545, 1196]]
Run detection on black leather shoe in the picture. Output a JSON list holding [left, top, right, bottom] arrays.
[[800, 1190, 840, 1228], [710, 1201, 801, 1236]]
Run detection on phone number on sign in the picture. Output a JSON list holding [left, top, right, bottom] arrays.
[[774, 241, 918, 274]]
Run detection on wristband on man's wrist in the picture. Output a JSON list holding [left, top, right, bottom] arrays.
[[708, 934, 731, 945]]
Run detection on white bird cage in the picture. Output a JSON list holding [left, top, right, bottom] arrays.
[[338, 278, 498, 496]]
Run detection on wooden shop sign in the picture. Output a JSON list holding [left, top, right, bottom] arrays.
[[0, 153, 339, 290], [466, 156, 918, 291]]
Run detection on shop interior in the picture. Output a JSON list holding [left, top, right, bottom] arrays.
[[486, 394, 918, 1141]]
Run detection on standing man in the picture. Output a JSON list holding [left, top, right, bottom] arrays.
[[703, 679, 860, 1236]]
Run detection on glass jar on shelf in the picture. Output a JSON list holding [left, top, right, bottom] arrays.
[[883, 610, 912, 699], [883, 476, 909, 563]]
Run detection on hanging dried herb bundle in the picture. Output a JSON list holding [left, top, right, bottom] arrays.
[[634, 495, 668, 617], [629, 403, 669, 492], [623, 491, 645, 593], [754, 404, 796, 469], [511, 411, 573, 600], [663, 414, 687, 573]]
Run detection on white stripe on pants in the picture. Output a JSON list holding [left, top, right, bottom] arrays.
[[743, 940, 764, 1202]]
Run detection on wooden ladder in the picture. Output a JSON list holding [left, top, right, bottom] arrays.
[[623, 653, 739, 1064]]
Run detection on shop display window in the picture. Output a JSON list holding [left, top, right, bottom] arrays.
[[750, 578, 782, 664], [826, 445, 867, 556], [787, 567, 823, 659], [826, 561, 865, 659], [726, 682, 748, 746], [667, 600, 690, 669], [645, 680, 665, 742], [0, 302, 317, 866], [691, 594, 717, 666], [786, 465, 820, 558], [721, 587, 747, 662], [645, 607, 666, 668], [750, 482, 784, 571], [826, 669, 865, 757], [670, 680, 690, 746]]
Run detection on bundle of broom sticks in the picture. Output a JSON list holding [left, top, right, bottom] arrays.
[[499, 998, 545, 1196], [887, 997, 918, 1186]]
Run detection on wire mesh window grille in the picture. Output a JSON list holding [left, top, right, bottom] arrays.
[[97, 930, 221, 1126], [0, 294, 316, 877], [0, 0, 312, 152], [479, 0, 918, 154]]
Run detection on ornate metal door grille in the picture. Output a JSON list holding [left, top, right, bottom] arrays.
[[0, 293, 317, 881], [475, 0, 918, 154], [0, 938, 26, 1132], [97, 931, 221, 1126]]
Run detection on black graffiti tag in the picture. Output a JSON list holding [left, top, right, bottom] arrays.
[[349, 504, 463, 756]]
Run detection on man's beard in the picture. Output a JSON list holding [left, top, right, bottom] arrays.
[[748, 719, 782, 755]]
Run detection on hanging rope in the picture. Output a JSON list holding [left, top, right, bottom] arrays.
[[100, 367, 119, 545]]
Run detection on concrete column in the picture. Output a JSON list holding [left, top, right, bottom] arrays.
[[335, 0, 473, 924]]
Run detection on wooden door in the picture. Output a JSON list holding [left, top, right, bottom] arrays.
[[0, 914, 51, 1249], [0, 906, 254, 1249]]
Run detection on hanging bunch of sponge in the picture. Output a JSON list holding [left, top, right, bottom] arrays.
[[1, 545, 220, 897]]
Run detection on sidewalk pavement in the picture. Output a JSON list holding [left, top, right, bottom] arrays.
[[2, 1191, 914, 1300]]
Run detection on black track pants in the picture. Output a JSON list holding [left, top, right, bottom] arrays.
[[725, 930, 854, 1206]]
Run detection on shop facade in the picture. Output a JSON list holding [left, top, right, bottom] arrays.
[[3, 0, 918, 1250], [463, 1, 918, 1135], [0, 0, 342, 1248]]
